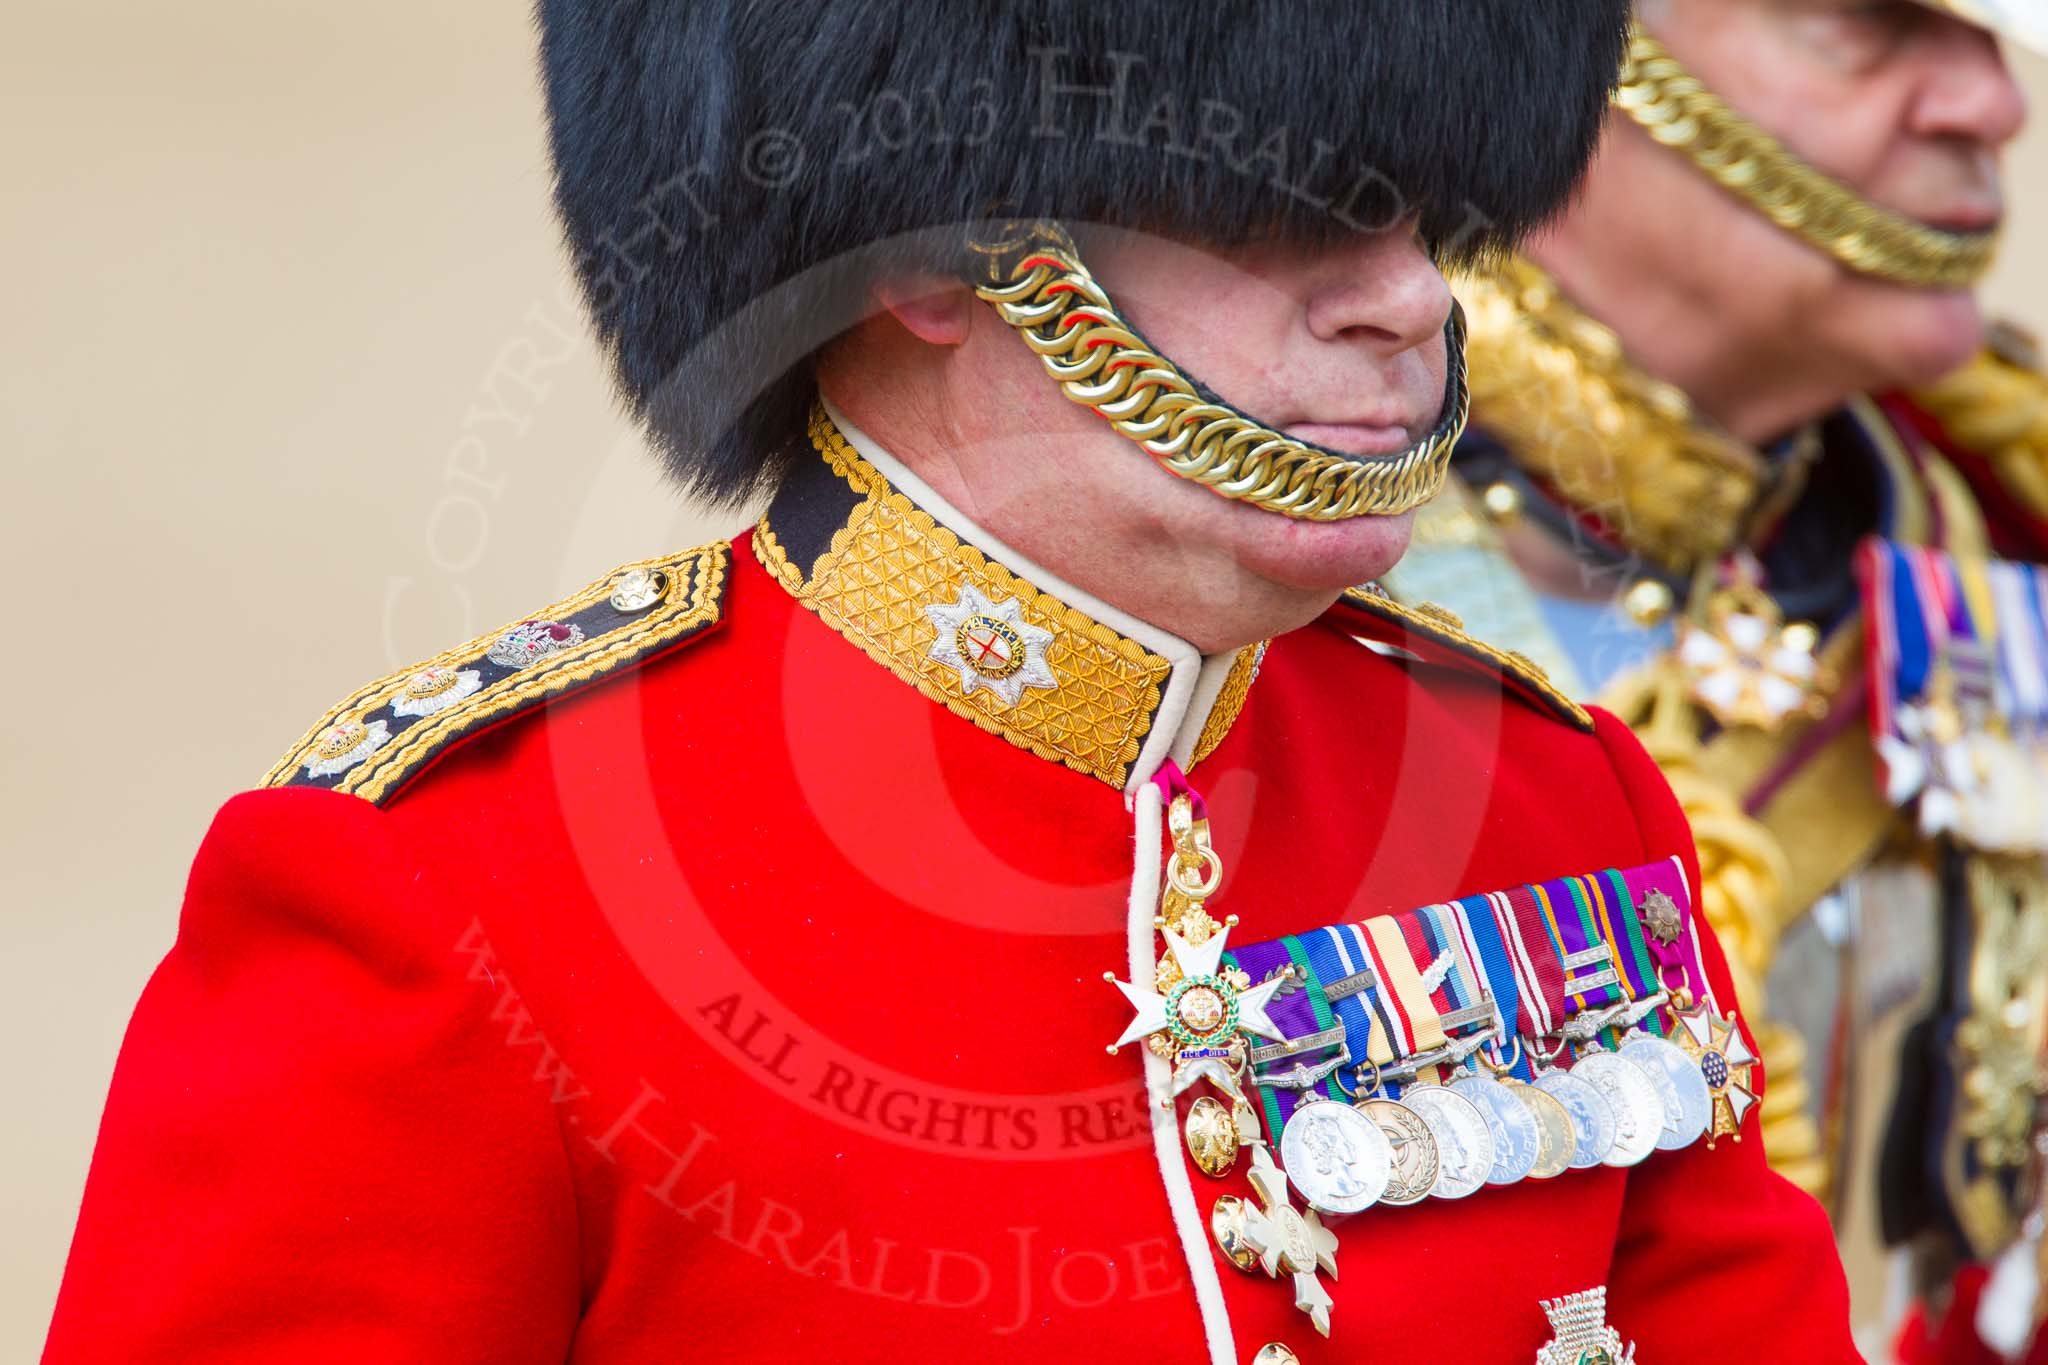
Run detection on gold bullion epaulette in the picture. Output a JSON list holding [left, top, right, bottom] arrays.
[[1908, 319, 2048, 524], [1333, 585, 1594, 731], [262, 543, 731, 806]]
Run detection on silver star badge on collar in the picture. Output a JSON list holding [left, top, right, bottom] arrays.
[[924, 585, 1057, 708]]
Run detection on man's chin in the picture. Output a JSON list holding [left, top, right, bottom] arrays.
[[1216, 501, 1419, 594], [1843, 281, 1986, 390], [1905, 290, 1989, 385]]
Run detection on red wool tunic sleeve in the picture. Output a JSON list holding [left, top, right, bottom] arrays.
[[43, 788, 581, 1364], [1590, 711, 1856, 1360]]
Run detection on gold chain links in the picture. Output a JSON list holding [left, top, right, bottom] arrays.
[[971, 224, 1468, 521], [1614, 29, 1998, 290]]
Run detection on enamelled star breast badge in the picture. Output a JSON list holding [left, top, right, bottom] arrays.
[[1672, 998, 1760, 1144], [1105, 916, 1290, 1099], [925, 585, 1056, 707]]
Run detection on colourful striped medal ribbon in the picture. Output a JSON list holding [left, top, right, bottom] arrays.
[[1857, 539, 1907, 761], [1449, 891, 1532, 1079], [1411, 901, 1502, 1062], [1298, 923, 1405, 1082], [1992, 561, 2048, 729], [1589, 868, 1668, 1038], [1359, 915, 1448, 1087], [1223, 932, 1355, 1138], [1903, 542, 2002, 710], [1532, 873, 1629, 1020], [1498, 884, 1571, 1039], [1417, 901, 1500, 1036], [1224, 860, 1718, 1139]]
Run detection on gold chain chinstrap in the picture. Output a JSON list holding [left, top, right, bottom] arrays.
[[971, 225, 1469, 522], [1615, 30, 1997, 290]]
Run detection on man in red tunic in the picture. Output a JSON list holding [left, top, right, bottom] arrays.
[[45, 4, 1858, 1361]]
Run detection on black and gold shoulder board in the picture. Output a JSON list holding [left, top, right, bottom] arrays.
[[263, 542, 730, 805], [1333, 585, 1594, 731]]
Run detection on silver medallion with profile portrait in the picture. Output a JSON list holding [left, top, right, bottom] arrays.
[[1449, 1070, 1543, 1184], [1278, 1098, 1393, 1215], [1533, 1068, 1617, 1168], [1571, 1049, 1664, 1168], [1402, 1083, 1498, 1199], [1620, 1032, 1714, 1150]]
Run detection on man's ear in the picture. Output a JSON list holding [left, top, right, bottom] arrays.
[[873, 273, 972, 346]]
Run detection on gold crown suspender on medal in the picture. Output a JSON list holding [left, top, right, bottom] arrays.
[[1614, 29, 1998, 290], [969, 222, 1469, 522]]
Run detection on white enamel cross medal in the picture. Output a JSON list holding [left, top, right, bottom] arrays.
[[1242, 1144, 1339, 1337], [1104, 785, 1291, 1103]]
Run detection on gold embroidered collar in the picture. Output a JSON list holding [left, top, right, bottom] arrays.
[[753, 403, 1261, 791], [1456, 256, 1777, 575]]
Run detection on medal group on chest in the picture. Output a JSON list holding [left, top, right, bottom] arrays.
[[1106, 781, 1751, 1343], [1864, 538, 2048, 853]]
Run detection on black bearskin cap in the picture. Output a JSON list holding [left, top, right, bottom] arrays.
[[538, 1, 1631, 505]]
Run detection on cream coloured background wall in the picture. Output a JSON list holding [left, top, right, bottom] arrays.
[[2, 5, 740, 1353], [4, 5, 2046, 1356]]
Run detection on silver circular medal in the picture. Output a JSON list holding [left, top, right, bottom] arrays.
[[1621, 1032, 1714, 1150], [1450, 1072, 1542, 1184], [1402, 1084, 1497, 1199], [1533, 1069, 1616, 1168], [1278, 1098, 1392, 1215], [1571, 1050, 1664, 1167]]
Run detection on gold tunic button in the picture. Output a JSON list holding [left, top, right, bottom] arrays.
[[1209, 1195, 1261, 1272], [1480, 480, 1523, 524], [1251, 1345, 1301, 1365], [609, 566, 668, 612], [1621, 578, 1674, 628], [1184, 1096, 1240, 1177]]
